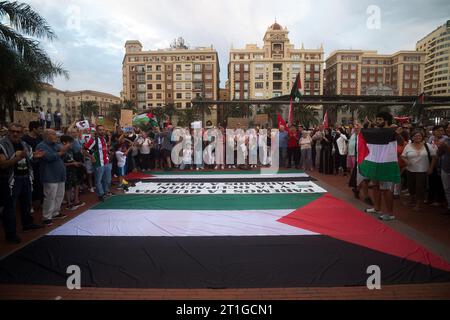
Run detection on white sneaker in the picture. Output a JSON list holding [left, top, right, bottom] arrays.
[[365, 208, 381, 214], [379, 214, 395, 221], [89, 187, 95, 193]]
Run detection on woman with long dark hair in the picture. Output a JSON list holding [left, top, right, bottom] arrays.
[[319, 128, 334, 174]]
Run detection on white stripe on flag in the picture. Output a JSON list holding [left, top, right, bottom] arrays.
[[98, 138, 104, 166], [364, 141, 398, 163], [48, 209, 319, 237]]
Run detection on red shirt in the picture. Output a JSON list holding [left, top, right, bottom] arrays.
[[288, 131, 298, 148]]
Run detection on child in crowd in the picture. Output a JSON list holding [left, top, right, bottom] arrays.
[[60, 135, 85, 211], [116, 142, 134, 189]]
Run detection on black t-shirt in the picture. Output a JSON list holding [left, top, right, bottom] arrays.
[[0, 142, 29, 176], [22, 135, 42, 170], [22, 134, 43, 151]]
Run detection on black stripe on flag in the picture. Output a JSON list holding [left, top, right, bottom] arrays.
[[1, 235, 449, 288], [361, 128, 397, 145]]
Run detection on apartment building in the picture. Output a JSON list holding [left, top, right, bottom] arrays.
[[122, 40, 220, 112], [416, 20, 450, 96], [228, 22, 324, 100], [325, 50, 425, 96]]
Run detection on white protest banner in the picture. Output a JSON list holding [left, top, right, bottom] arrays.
[[191, 121, 202, 129], [126, 181, 327, 195]]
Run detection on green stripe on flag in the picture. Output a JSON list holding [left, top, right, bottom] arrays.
[[94, 193, 323, 210], [358, 160, 401, 183]]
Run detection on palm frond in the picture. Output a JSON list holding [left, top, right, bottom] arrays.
[[0, 1, 55, 40]]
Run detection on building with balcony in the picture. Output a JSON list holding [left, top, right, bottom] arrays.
[[122, 40, 220, 113], [416, 20, 450, 96], [228, 22, 324, 101]]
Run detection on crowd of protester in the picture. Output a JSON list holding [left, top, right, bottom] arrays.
[[1, 111, 450, 244]]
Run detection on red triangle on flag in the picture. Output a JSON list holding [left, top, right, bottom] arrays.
[[278, 193, 450, 272], [277, 112, 287, 129]]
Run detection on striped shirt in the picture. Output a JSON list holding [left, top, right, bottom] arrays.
[[85, 136, 109, 167]]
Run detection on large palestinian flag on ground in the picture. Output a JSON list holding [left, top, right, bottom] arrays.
[[0, 171, 449, 288], [358, 128, 401, 183]]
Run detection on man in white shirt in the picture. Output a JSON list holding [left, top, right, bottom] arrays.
[[39, 108, 45, 128]]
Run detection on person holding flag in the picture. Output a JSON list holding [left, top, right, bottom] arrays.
[[84, 125, 112, 202], [359, 112, 401, 221]]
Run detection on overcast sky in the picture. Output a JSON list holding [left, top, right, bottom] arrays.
[[24, 0, 450, 97]]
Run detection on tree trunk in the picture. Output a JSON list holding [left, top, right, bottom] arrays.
[[6, 92, 16, 123]]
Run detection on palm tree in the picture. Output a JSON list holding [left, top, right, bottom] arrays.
[[164, 103, 177, 121], [0, 1, 69, 122], [223, 103, 247, 119], [296, 105, 319, 129], [80, 100, 98, 119], [176, 108, 197, 127], [192, 96, 212, 125], [122, 99, 137, 113], [259, 104, 282, 127], [356, 105, 390, 123], [341, 104, 361, 122], [108, 103, 122, 122], [399, 101, 426, 124]]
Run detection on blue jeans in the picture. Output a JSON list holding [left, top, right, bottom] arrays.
[[279, 148, 287, 168], [3, 175, 33, 237], [94, 163, 112, 197]]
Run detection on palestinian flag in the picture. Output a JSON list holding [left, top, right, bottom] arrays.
[[290, 73, 302, 102], [412, 92, 425, 108], [277, 112, 287, 129], [357, 128, 401, 183], [323, 110, 329, 129], [1, 172, 449, 288], [132, 113, 158, 127], [75, 120, 90, 130], [289, 73, 302, 125]]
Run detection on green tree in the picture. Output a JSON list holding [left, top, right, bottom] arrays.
[[123, 99, 137, 113], [296, 105, 319, 129], [356, 105, 390, 123], [80, 100, 99, 119], [176, 108, 197, 127], [259, 104, 282, 127], [223, 103, 247, 119], [108, 103, 122, 122], [341, 104, 361, 122], [398, 101, 426, 124], [192, 96, 212, 125], [0, 1, 68, 122], [164, 103, 177, 121]]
